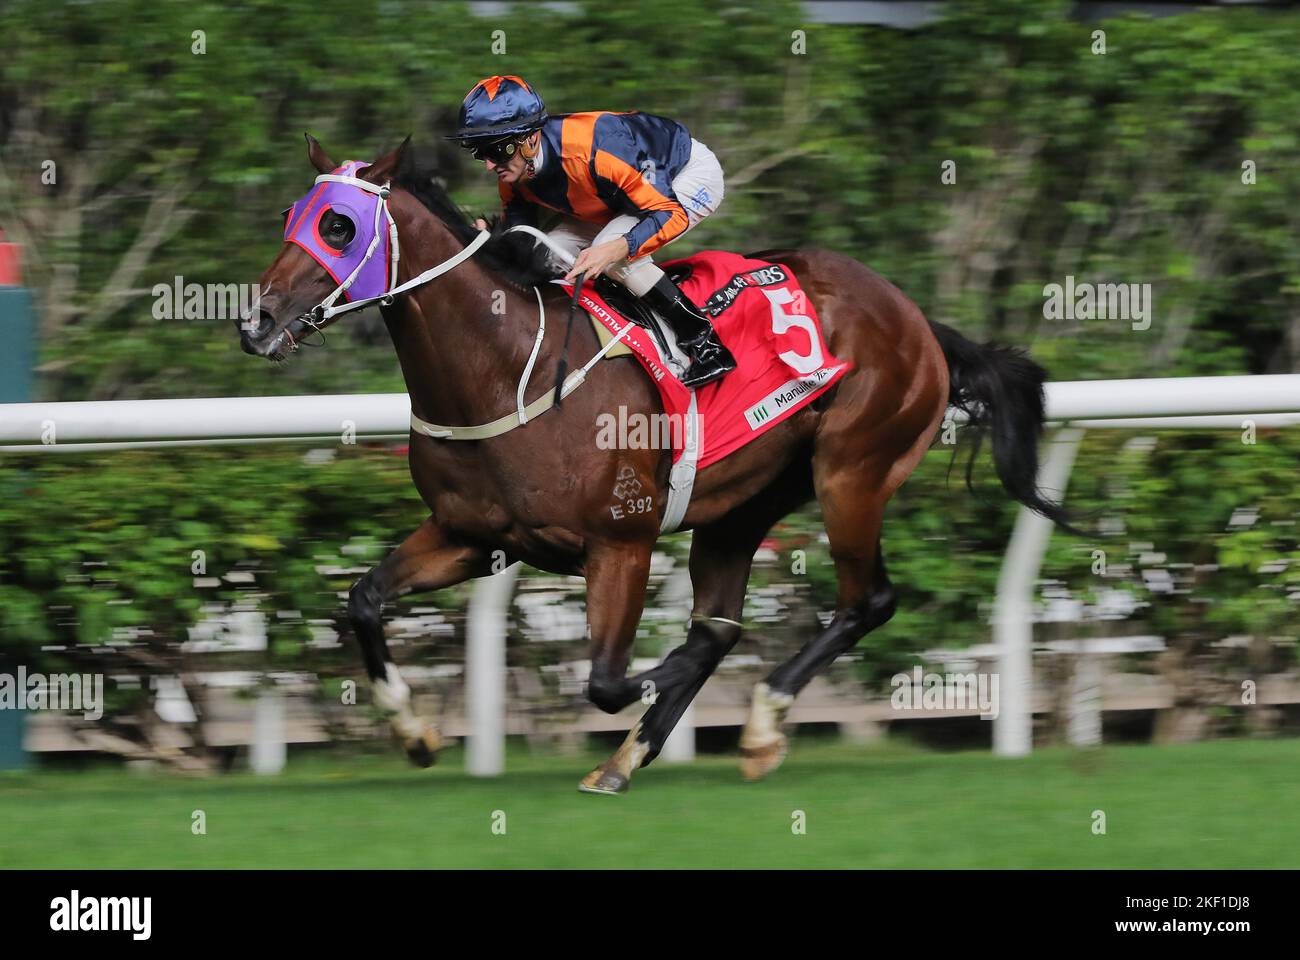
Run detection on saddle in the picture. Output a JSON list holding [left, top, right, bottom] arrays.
[[504, 224, 691, 369], [590, 269, 694, 374]]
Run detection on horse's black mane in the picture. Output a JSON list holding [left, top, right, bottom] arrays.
[[394, 157, 558, 291]]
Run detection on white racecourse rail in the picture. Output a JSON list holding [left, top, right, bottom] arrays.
[[2, 374, 1299, 770], [2, 376, 1299, 449]]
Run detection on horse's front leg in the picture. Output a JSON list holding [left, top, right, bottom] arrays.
[[577, 541, 654, 795], [578, 505, 781, 794], [347, 517, 491, 766]]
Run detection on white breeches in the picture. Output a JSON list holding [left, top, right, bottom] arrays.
[[545, 138, 725, 296]]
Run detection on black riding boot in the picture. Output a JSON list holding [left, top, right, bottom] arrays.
[[642, 275, 737, 388]]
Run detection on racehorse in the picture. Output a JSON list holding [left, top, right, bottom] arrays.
[[240, 136, 1072, 794]]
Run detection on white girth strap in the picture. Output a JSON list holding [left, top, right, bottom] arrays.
[[659, 390, 701, 534], [409, 318, 636, 441]]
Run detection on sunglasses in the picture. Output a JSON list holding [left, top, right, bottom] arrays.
[[465, 138, 519, 164]]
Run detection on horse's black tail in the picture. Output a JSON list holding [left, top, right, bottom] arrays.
[[928, 320, 1083, 534]]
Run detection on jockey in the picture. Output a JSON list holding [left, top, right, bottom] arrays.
[[448, 75, 736, 388]]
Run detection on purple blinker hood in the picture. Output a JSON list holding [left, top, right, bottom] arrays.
[[282, 160, 390, 302]]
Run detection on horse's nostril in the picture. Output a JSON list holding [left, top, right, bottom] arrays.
[[237, 307, 275, 340], [237, 305, 282, 357]]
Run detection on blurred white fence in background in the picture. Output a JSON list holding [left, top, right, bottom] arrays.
[[4, 374, 1300, 772]]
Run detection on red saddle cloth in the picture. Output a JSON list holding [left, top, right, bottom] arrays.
[[562, 251, 850, 469]]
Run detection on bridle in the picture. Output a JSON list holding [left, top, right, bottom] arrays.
[[289, 171, 490, 346], [278, 166, 633, 438], [273, 163, 693, 532]]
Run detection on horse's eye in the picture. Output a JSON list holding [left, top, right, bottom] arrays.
[[319, 214, 354, 250]]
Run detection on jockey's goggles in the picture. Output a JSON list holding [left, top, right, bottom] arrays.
[[464, 138, 520, 164]]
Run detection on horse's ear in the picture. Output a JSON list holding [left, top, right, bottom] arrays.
[[360, 135, 412, 184], [305, 133, 337, 174]]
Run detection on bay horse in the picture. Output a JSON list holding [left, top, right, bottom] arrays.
[[240, 136, 1071, 794]]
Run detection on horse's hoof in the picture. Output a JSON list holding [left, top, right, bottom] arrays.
[[740, 738, 787, 782], [403, 726, 443, 768], [578, 766, 629, 795]]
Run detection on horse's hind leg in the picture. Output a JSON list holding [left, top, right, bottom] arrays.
[[741, 528, 893, 780], [579, 516, 770, 794], [740, 446, 920, 780], [348, 517, 489, 767]]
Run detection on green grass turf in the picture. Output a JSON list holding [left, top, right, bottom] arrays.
[[2, 736, 1298, 868]]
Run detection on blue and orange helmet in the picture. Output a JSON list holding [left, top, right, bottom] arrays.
[[447, 75, 548, 142]]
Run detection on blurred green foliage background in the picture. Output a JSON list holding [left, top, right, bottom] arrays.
[[1, 0, 1298, 737]]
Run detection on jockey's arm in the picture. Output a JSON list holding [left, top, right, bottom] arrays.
[[564, 148, 691, 284], [592, 147, 689, 260]]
